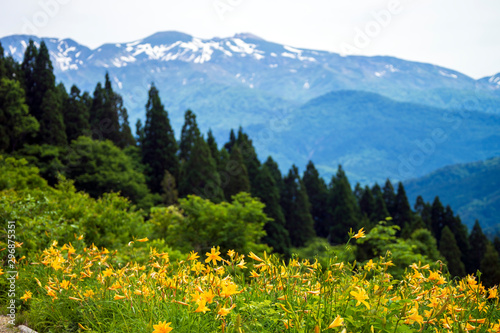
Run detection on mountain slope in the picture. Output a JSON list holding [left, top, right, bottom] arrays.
[[404, 157, 500, 233], [246, 91, 500, 184]]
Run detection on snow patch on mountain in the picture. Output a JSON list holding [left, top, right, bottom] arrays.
[[439, 70, 458, 79]]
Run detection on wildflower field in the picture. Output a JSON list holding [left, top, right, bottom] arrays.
[[5, 231, 500, 333]]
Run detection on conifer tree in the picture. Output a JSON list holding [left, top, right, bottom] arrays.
[[223, 146, 251, 200], [444, 207, 470, 266], [302, 161, 329, 238], [236, 127, 261, 195], [327, 165, 360, 244], [430, 197, 445, 244], [224, 129, 236, 153], [394, 182, 413, 236], [264, 156, 283, 191], [467, 220, 488, 275], [179, 110, 200, 162], [439, 226, 466, 277], [281, 165, 315, 247], [63, 85, 90, 142], [21, 40, 38, 116], [179, 134, 224, 202], [414, 196, 432, 228], [39, 88, 67, 146], [382, 179, 397, 218], [480, 243, 500, 288], [371, 183, 390, 222], [0, 78, 39, 152], [135, 119, 144, 146], [253, 164, 291, 255], [0, 42, 6, 79], [494, 237, 500, 256], [359, 186, 376, 221], [141, 84, 179, 194], [206, 129, 219, 163]]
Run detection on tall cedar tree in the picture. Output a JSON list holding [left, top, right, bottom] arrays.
[[359, 186, 376, 223], [179, 110, 199, 162], [161, 170, 178, 206], [430, 197, 445, 244], [302, 161, 329, 238], [179, 134, 224, 202], [21, 40, 38, 118], [0, 42, 6, 78], [224, 129, 236, 153], [39, 87, 67, 146], [467, 220, 488, 275], [0, 78, 39, 152], [141, 84, 179, 194], [394, 182, 413, 236], [444, 206, 470, 267], [206, 129, 219, 163], [371, 183, 390, 222], [382, 179, 397, 219], [223, 146, 251, 200], [63, 85, 91, 142], [327, 165, 360, 244], [235, 127, 261, 195], [480, 244, 500, 288], [264, 156, 284, 192], [253, 164, 291, 256], [89, 73, 134, 147], [135, 119, 145, 146], [494, 237, 500, 256], [439, 226, 466, 277], [414, 196, 432, 229], [281, 165, 316, 247]]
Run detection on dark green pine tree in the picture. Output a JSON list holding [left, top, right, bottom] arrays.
[[327, 165, 360, 244], [479, 243, 500, 288], [179, 110, 200, 162], [467, 220, 488, 275], [394, 182, 413, 236], [224, 129, 236, 153], [353, 183, 364, 203], [430, 197, 446, 244], [117, 102, 136, 148], [439, 226, 466, 277], [0, 42, 6, 78], [63, 85, 90, 142], [359, 186, 376, 222], [253, 164, 291, 256], [141, 84, 179, 194], [101, 73, 125, 145], [443, 207, 470, 267], [21, 40, 38, 117], [161, 170, 178, 206], [39, 87, 67, 146], [264, 156, 283, 192], [0, 78, 39, 152], [371, 183, 390, 222], [179, 134, 224, 202], [382, 179, 397, 219], [223, 146, 251, 200], [135, 119, 145, 147], [281, 165, 316, 247], [89, 82, 105, 135], [414, 196, 432, 229], [302, 161, 329, 238], [206, 129, 219, 163], [235, 127, 261, 195]]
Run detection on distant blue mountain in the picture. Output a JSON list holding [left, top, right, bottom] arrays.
[[404, 157, 500, 234]]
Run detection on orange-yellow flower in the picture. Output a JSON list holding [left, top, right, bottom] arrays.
[[194, 299, 210, 313], [327, 315, 344, 328], [153, 321, 173, 333], [353, 228, 366, 239], [20, 291, 32, 302], [205, 247, 222, 265], [187, 251, 199, 261], [136, 237, 149, 242], [350, 287, 370, 309], [248, 251, 263, 262]]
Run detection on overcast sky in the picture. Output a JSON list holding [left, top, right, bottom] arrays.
[[1, 0, 499, 79]]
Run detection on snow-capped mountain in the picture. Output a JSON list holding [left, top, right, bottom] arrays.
[[2, 31, 499, 120]]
